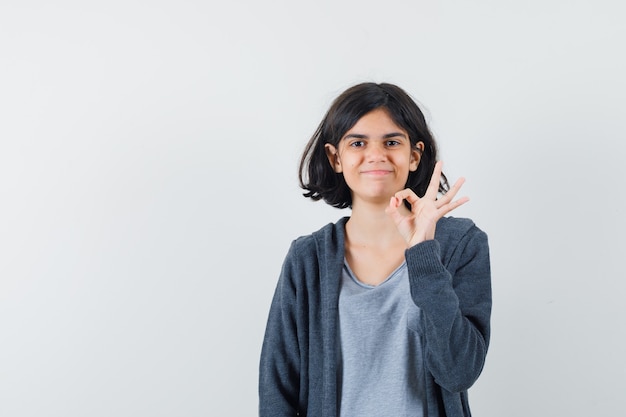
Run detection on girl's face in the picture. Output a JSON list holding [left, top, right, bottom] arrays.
[[325, 108, 423, 207]]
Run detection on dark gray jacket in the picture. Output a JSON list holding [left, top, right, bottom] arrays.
[[259, 216, 491, 416]]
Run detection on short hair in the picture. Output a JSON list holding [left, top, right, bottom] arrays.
[[299, 82, 449, 209]]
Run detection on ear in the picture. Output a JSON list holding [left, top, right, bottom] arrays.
[[325, 143, 343, 173], [409, 141, 424, 172]]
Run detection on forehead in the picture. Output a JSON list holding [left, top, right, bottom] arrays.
[[344, 108, 406, 136]]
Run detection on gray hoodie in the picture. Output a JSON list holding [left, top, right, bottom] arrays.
[[259, 216, 492, 416]]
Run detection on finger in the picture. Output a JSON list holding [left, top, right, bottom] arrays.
[[424, 161, 443, 200], [438, 196, 470, 216], [392, 188, 420, 207], [385, 196, 401, 212], [385, 196, 406, 224], [450, 176, 466, 194], [436, 176, 465, 207]]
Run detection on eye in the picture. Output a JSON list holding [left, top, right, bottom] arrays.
[[349, 140, 365, 147], [386, 140, 400, 146]]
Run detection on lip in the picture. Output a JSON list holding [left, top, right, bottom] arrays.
[[361, 169, 393, 176]]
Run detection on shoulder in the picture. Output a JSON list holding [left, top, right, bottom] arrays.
[[278, 217, 347, 293], [435, 216, 489, 263], [287, 216, 348, 261], [436, 216, 487, 241], [292, 216, 348, 249]]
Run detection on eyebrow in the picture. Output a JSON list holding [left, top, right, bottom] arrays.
[[343, 132, 408, 140]]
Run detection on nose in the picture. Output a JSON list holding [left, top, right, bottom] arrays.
[[367, 141, 387, 162]]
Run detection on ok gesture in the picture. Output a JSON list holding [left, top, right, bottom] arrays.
[[386, 161, 469, 247]]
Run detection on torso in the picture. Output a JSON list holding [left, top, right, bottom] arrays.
[[337, 262, 426, 416], [344, 237, 407, 286]]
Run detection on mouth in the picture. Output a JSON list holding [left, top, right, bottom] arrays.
[[361, 170, 392, 176]]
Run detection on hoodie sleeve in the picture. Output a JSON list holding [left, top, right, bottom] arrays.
[[405, 223, 492, 393], [259, 240, 302, 416]]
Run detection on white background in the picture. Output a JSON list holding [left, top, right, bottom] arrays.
[[1, 0, 625, 416]]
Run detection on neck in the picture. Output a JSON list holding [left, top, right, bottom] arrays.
[[347, 200, 411, 247]]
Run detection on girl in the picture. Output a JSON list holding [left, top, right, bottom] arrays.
[[259, 82, 491, 417]]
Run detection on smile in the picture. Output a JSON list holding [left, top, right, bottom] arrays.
[[361, 170, 392, 176]]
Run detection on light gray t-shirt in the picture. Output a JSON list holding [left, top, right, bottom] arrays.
[[337, 261, 426, 417]]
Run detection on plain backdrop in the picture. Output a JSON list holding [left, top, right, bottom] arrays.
[[1, 0, 625, 416]]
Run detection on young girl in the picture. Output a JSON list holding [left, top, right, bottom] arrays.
[[259, 82, 491, 417]]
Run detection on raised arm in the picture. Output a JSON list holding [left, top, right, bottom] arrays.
[[406, 226, 491, 392]]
